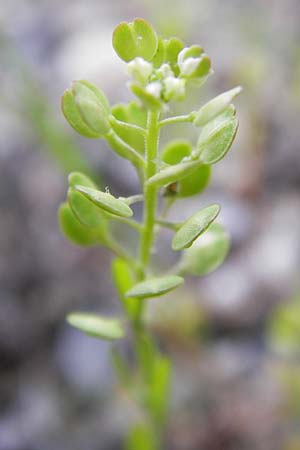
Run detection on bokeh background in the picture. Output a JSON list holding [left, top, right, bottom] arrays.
[[1, 0, 300, 449]]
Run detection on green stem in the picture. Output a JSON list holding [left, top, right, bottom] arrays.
[[158, 112, 195, 128], [139, 110, 160, 268], [109, 115, 147, 136]]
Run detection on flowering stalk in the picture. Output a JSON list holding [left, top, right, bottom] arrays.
[[58, 18, 242, 449]]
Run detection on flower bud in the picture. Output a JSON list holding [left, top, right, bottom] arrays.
[[62, 80, 111, 138], [163, 76, 186, 101], [130, 81, 162, 110], [178, 45, 211, 81], [127, 57, 153, 84]]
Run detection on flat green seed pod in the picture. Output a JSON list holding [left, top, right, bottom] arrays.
[[125, 275, 184, 299], [75, 185, 133, 218], [76, 80, 110, 115], [67, 312, 125, 340], [172, 204, 220, 251], [58, 202, 99, 246], [75, 98, 111, 135], [68, 171, 96, 189], [68, 188, 106, 228], [198, 105, 236, 143], [198, 118, 239, 164], [165, 38, 185, 74], [112, 18, 158, 62], [161, 140, 191, 165], [111, 102, 146, 154], [193, 86, 242, 127], [152, 38, 166, 68], [178, 164, 211, 197], [61, 89, 101, 138], [147, 160, 202, 188], [181, 223, 230, 276]]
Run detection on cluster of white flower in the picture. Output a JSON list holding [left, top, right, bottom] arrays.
[[126, 45, 212, 108]]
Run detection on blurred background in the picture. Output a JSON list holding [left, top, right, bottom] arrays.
[[1, 0, 300, 449]]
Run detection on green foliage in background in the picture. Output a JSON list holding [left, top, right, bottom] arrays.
[[58, 18, 241, 449]]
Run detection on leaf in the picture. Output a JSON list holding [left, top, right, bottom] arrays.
[[68, 171, 96, 188], [125, 275, 184, 299], [147, 160, 202, 188], [67, 312, 125, 340], [181, 223, 230, 276], [125, 424, 157, 450], [111, 258, 141, 320], [193, 86, 242, 127], [197, 117, 239, 164], [112, 18, 158, 62], [267, 296, 300, 355], [148, 356, 171, 426], [172, 204, 220, 251], [58, 202, 99, 246], [74, 185, 133, 218], [68, 188, 107, 229]]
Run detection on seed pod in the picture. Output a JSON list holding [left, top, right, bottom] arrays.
[[161, 140, 211, 197], [67, 312, 125, 340], [58, 202, 99, 246], [125, 275, 184, 299], [197, 116, 239, 164], [193, 86, 242, 127], [62, 80, 111, 138], [172, 204, 220, 251], [180, 223, 230, 276], [147, 160, 202, 188], [112, 18, 158, 62], [75, 185, 133, 218]]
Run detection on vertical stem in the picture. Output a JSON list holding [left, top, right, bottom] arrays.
[[139, 110, 160, 268]]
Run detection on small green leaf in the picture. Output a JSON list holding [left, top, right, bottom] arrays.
[[112, 258, 141, 320], [148, 356, 171, 426], [125, 275, 184, 299], [68, 188, 107, 229], [197, 117, 239, 164], [68, 171, 96, 189], [112, 18, 158, 62], [181, 223, 230, 276], [125, 424, 157, 450], [193, 86, 242, 127], [172, 204, 220, 251], [267, 296, 300, 355], [147, 160, 202, 188], [67, 312, 125, 340], [58, 202, 99, 246], [74, 185, 133, 218]]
